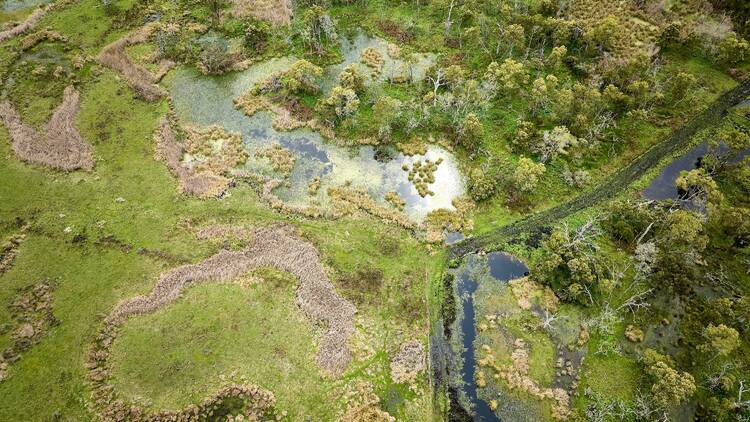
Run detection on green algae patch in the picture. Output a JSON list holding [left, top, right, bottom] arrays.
[[109, 272, 338, 419]]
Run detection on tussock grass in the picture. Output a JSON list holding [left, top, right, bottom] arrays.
[[0, 86, 93, 171], [97, 23, 166, 101], [230, 0, 293, 26]]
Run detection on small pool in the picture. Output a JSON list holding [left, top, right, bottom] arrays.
[[163, 34, 463, 221], [643, 142, 750, 208], [452, 252, 528, 421]]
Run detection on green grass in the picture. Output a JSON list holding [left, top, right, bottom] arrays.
[[0, 66, 439, 420], [110, 272, 339, 419]]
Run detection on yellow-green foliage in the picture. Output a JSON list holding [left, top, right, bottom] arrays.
[[234, 93, 273, 117], [569, 0, 660, 57], [308, 177, 321, 195], [396, 139, 427, 156], [385, 191, 405, 210], [405, 158, 442, 197], [513, 157, 545, 193]]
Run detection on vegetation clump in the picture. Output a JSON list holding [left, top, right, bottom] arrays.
[[0, 230, 25, 275], [384, 191, 405, 210], [360, 47, 384, 75], [390, 340, 426, 386], [405, 158, 442, 197], [230, 0, 293, 26], [254, 143, 296, 177], [328, 186, 416, 230], [154, 118, 244, 198]]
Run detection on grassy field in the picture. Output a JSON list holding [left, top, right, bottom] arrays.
[[0, 67, 441, 419]]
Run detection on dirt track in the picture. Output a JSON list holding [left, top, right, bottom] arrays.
[[450, 78, 750, 257]]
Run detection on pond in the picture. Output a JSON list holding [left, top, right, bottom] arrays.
[[163, 35, 463, 222], [452, 252, 529, 421]]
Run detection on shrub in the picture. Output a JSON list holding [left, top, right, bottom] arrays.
[[513, 157, 545, 192], [468, 168, 497, 202]]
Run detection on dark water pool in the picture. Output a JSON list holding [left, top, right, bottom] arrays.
[[643, 143, 750, 207], [454, 252, 528, 421]]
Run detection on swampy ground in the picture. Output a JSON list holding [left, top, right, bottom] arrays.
[[1, 0, 750, 421]]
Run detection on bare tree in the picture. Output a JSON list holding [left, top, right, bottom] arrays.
[[427, 68, 446, 106]]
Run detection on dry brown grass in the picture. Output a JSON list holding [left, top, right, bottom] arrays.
[[97, 23, 166, 101], [106, 224, 356, 377], [254, 143, 296, 176], [230, 0, 293, 26], [86, 225, 356, 420], [341, 381, 395, 422], [389, 340, 425, 385], [19, 29, 67, 50], [0, 6, 48, 43], [328, 186, 417, 230], [0, 86, 94, 171], [154, 117, 236, 198]]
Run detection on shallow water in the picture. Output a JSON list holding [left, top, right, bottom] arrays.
[[163, 35, 463, 221], [444, 231, 465, 245], [453, 253, 529, 421]]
